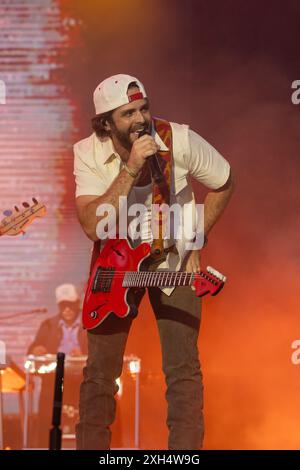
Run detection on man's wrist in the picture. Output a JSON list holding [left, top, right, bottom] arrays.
[[123, 163, 140, 178]]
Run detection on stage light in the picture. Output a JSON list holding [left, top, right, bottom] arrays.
[[128, 358, 141, 376]]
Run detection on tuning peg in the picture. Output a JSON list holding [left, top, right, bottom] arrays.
[[14, 206, 20, 212], [22, 202, 30, 208], [3, 210, 12, 216], [207, 266, 227, 283], [32, 197, 38, 204]]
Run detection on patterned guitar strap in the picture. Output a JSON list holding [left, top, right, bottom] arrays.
[[150, 116, 173, 260]]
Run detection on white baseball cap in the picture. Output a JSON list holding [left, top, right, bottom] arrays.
[[55, 284, 79, 304], [93, 74, 147, 115]]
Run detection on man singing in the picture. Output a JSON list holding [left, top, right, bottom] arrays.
[[74, 74, 234, 449]]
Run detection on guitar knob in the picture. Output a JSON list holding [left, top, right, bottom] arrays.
[[90, 311, 98, 319], [3, 210, 12, 216], [32, 197, 38, 204], [14, 206, 20, 212], [22, 202, 30, 208]]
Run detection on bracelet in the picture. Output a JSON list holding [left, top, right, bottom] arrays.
[[123, 163, 140, 178]]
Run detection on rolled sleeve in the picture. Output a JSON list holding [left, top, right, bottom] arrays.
[[186, 129, 230, 190]]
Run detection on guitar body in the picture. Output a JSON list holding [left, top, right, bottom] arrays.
[[83, 239, 151, 330]]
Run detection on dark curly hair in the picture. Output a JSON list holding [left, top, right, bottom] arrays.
[[91, 110, 114, 139]]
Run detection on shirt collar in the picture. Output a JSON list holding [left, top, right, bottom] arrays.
[[94, 119, 169, 164], [59, 316, 81, 329]]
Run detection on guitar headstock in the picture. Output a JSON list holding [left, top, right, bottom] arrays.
[[193, 266, 227, 297], [0, 198, 46, 237]]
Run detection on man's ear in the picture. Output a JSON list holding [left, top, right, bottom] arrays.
[[102, 119, 111, 132]]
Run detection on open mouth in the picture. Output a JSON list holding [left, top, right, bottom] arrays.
[[130, 130, 144, 139], [131, 127, 147, 136]]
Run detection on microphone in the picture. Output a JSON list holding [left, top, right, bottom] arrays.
[[137, 129, 164, 184]]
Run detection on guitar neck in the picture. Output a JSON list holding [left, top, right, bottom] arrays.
[[123, 271, 198, 288]]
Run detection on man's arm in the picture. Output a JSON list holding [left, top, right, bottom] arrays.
[[203, 169, 235, 236], [186, 171, 234, 274], [27, 321, 49, 355], [75, 134, 160, 241], [76, 169, 137, 241], [183, 127, 235, 273]]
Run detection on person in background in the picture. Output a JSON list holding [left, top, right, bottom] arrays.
[[27, 283, 87, 447], [28, 283, 87, 356]]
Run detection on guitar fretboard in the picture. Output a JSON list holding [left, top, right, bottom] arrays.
[[123, 271, 196, 288]]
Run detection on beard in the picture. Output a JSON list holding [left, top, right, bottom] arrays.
[[110, 119, 151, 151]]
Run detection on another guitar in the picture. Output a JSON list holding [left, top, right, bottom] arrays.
[[0, 198, 46, 237], [83, 238, 227, 330]]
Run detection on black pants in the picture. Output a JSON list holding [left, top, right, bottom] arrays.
[[76, 282, 203, 450]]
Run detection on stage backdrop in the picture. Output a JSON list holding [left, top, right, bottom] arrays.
[[0, 0, 300, 449]]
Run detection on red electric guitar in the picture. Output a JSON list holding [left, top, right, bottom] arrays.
[[83, 238, 227, 330]]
